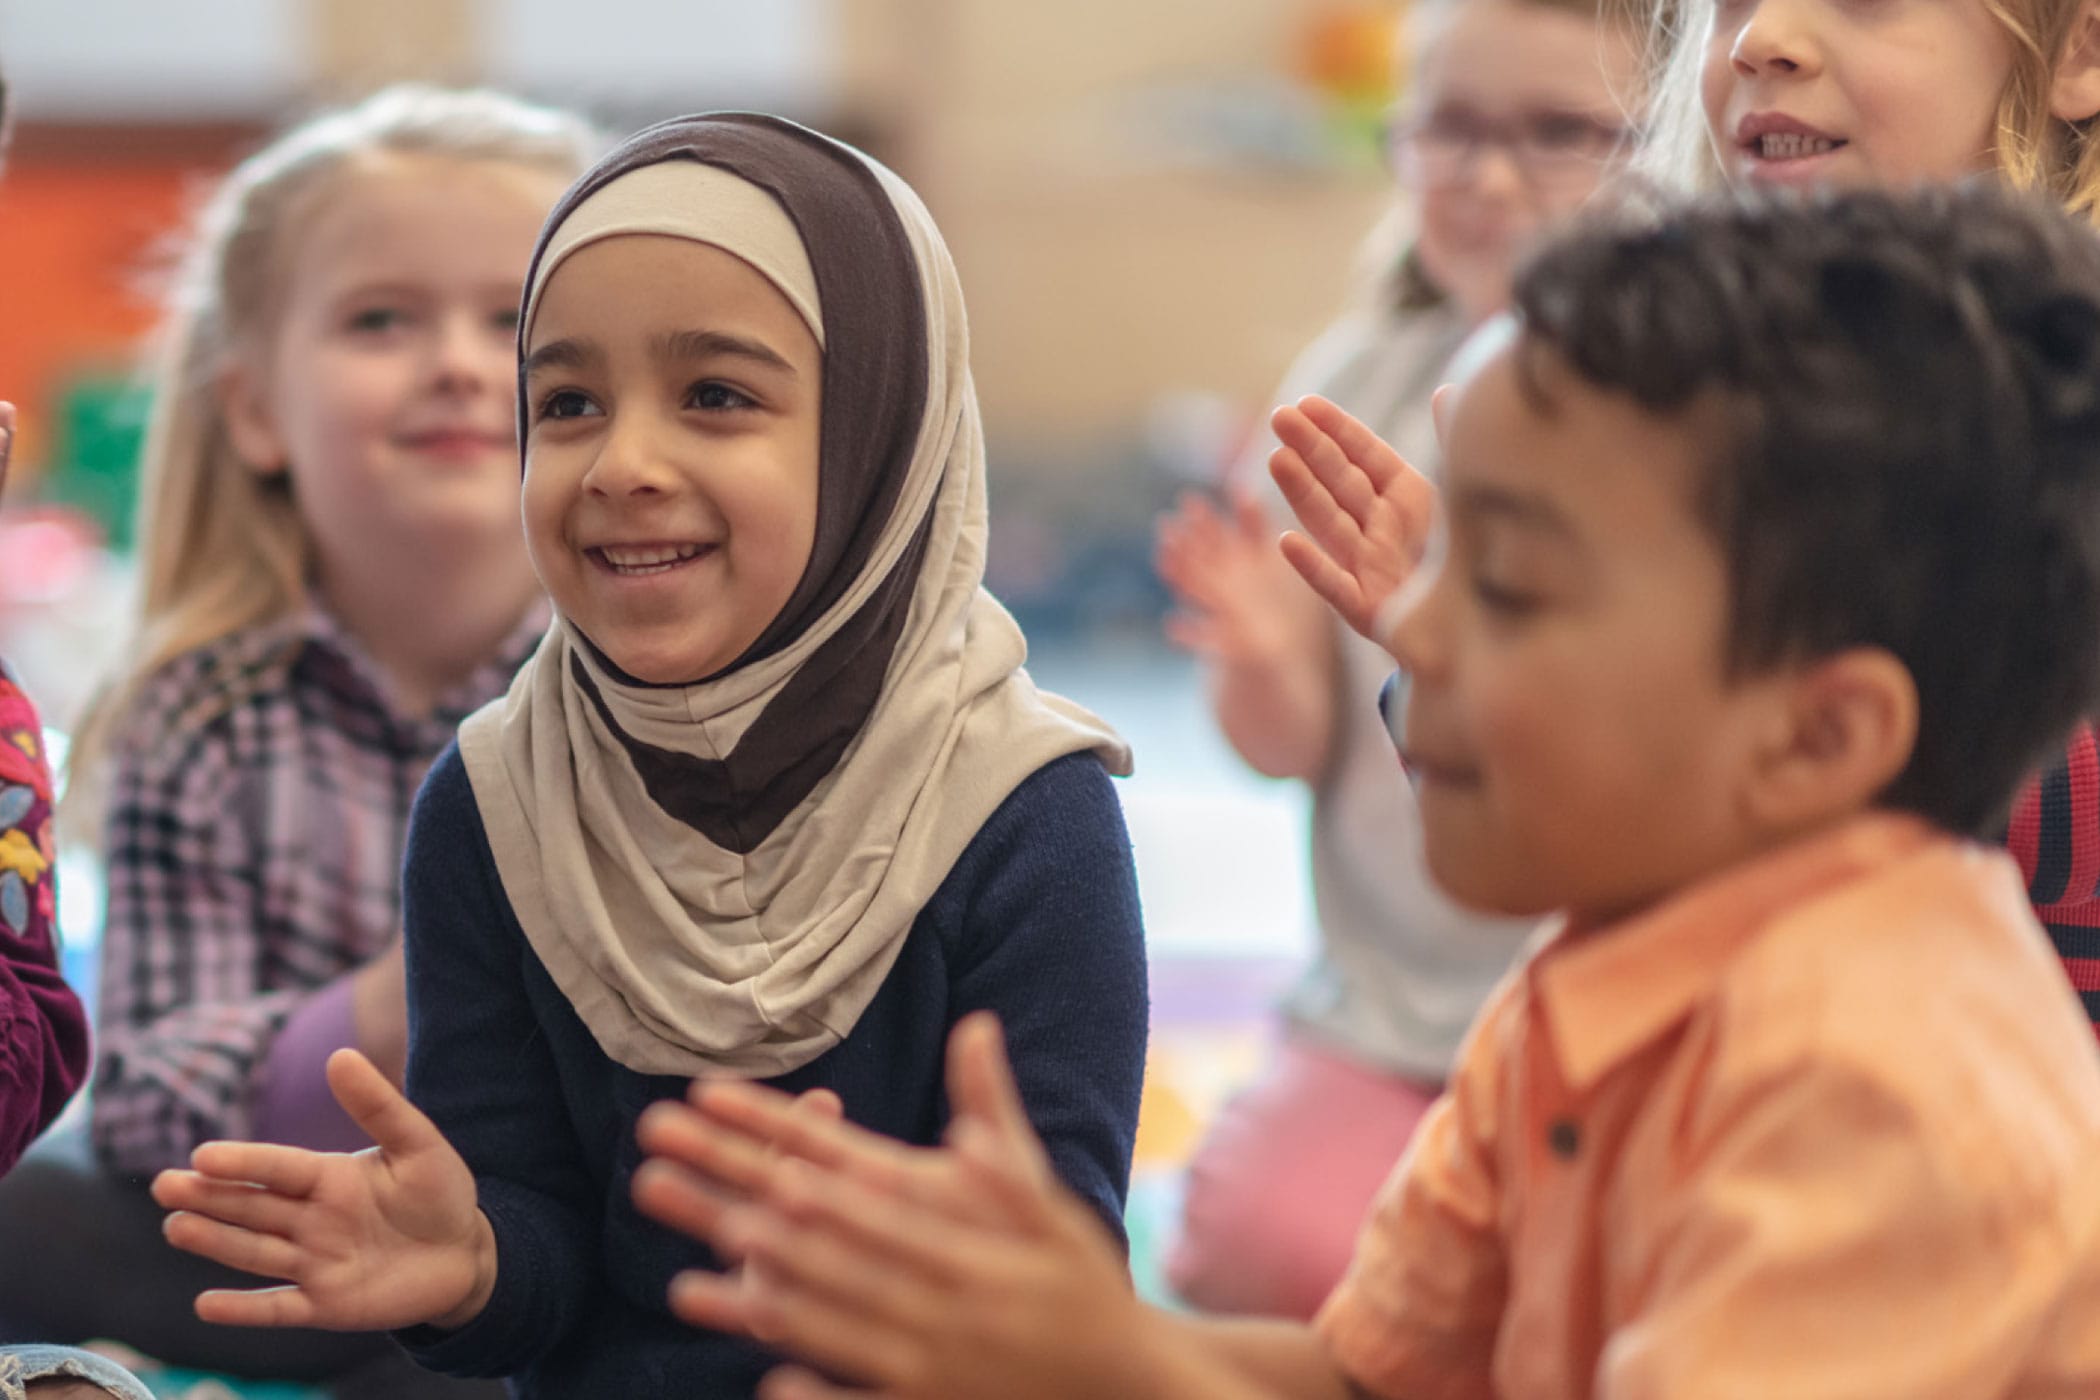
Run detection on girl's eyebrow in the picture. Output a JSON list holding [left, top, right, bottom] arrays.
[[522, 330, 799, 379], [652, 329, 798, 377], [524, 337, 598, 376]]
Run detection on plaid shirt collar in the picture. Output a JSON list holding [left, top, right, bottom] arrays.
[[287, 599, 549, 736]]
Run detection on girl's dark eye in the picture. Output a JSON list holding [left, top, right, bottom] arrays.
[[688, 381, 757, 412], [537, 389, 600, 421], [347, 307, 407, 334]]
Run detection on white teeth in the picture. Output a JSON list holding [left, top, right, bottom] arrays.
[[598, 543, 703, 573], [1758, 132, 1838, 160]]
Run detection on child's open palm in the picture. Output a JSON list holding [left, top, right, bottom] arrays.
[[1268, 394, 1439, 649], [1155, 484, 1304, 667], [151, 1048, 495, 1333]]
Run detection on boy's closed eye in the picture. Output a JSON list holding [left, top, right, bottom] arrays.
[[1451, 504, 1580, 619], [1469, 570, 1547, 617]]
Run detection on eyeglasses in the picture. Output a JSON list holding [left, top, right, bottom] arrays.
[[1386, 108, 1631, 187]]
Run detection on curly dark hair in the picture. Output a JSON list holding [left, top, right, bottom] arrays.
[[1513, 182, 2100, 837]]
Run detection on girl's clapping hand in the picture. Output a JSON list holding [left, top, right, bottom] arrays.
[[151, 1048, 496, 1333]]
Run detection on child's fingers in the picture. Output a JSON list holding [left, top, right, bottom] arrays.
[[1274, 409, 1384, 533], [150, 1174, 305, 1240], [943, 1013, 1048, 1179], [194, 1283, 320, 1330], [1269, 446, 1365, 562], [639, 1098, 777, 1198], [752, 1159, 984, 1288], [162, 1210, 304, 1281], [631, 1157, 738, 1247], [663, 1266, 758, 1334], [1226, 482, 1273, 544], [1277, 532, 1368, 632], [324, 1048, 442, 1160], [693, 1082, 920, 1194], [951, 1126, 1121, 1269], [185, 1142, 325, 1199], [1162, 611, 1226, 659], [1297, 395, 1415, 490], [945, 1119, 1065, 1238], [758, 1365, 878, 1400], [680, 1265, 923, 1390], [793, 1088, 845, 1122]]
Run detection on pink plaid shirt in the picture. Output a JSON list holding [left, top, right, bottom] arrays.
[[89, 606, 541, 1175]]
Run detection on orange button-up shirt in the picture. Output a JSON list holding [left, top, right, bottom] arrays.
[[1317, 813, 2100, 1399]]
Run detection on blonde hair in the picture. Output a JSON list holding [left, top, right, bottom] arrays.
[[68, 84, 594, 801], [1635, 0, 2100, 219]]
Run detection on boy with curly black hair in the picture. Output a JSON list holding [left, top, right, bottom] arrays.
[[636, 183, 2100, 1400]]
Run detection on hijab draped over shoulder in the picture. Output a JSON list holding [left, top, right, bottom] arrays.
[[458, 113, 1130, 1078]]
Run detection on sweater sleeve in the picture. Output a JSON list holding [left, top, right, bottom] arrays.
[[2004, 724, 2100, 1032], [940, 752, 1149, 1242], [392, 745, 599, 1377], [0, 674, 89, 1172]]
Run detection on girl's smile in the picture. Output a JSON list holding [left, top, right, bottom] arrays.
[[1731, 110, 1849, 185], [395, 424, 517, 467]]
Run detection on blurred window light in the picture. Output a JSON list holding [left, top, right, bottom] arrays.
[[0, 0, 294, 119]]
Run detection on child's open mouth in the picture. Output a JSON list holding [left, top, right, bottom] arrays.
[[589, 543, 713, 577], [1734, 114, 1847, 178], [1751, 132, 1845, 162]]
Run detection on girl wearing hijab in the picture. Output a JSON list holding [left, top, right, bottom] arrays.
[[147, 112, 1149, 1399]]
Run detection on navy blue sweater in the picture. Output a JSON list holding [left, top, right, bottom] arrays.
[[393, 746, 1148, 1397]]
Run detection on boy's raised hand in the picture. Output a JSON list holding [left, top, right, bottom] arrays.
[[151, 1047, 495, 1333], [1155, 483, 1304, 666], [1269, 394, 1438, 649]]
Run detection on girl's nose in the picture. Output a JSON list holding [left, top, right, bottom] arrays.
[[429, 314, 505, 395], [1729, 0, 1820, 78], [581, 417, 675, 499], [1467, 145, 1529, 206]]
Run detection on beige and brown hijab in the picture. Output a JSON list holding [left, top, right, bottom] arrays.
[[459, 113, 1129, 1079]]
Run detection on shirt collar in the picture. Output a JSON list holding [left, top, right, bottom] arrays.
[[1531, 812, 1942, 1093], [293, 599, 550, 729]]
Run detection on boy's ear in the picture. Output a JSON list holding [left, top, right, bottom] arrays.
[[217, 361, 290, 478], [2052, 0, 2100, 123], [1742, 648, 1918, 833]]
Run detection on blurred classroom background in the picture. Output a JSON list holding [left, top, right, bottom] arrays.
[[0, 0, 1403, 1331]]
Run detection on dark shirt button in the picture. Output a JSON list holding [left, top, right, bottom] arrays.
[[1547, 1119, 1580, 1159]]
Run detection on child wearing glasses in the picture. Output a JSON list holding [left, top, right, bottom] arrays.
[[1152, 0, 1642, 1321]]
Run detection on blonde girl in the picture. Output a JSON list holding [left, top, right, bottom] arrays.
[[1153, 0, 1645, 1319], [0, 85, 590, 1397]]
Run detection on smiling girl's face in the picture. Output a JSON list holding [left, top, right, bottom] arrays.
[[1698, 0, 2013, 191], [522, 233, 823, 684]]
